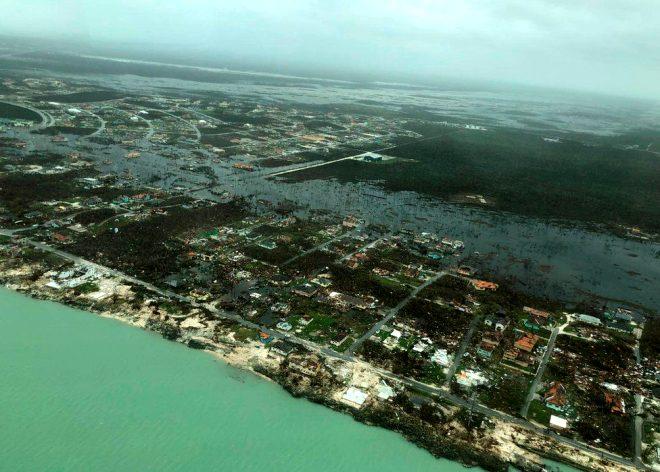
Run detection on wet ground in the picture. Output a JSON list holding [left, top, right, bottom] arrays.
[[2, 57, 658, 312]]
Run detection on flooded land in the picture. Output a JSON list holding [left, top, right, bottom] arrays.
[[1, 42, 658, 472], [1, 50, 658, 311]]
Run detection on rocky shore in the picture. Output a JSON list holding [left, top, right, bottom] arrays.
[[0, 249, 634, 472]]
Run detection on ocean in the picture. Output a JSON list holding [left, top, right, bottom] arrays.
[[0, 287, 468, 471]]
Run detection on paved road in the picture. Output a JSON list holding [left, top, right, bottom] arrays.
[[631, 322, 645, 467], [267, 153, 364, 178], [374, 367, 640, 470], [267, 131, 458, 178], [0, 231, 644, 470], [444, 313, 484, 386], [228, 131, 456, 186], [103, 106, 154, 142], [281, 228, 359, 267], [152, 108, 201, 142], [182, 106, 232, 128], [138, 115, 155, 141], [84, 110, 106, 137], [95, 211, 135, 228], [346, 271, 446, 355], [633, 394, 644, 467], [0, 228, 346, 359], [520, 327, 559, 418], [0, 100, 54, 129], [339, 235, 386, 262]]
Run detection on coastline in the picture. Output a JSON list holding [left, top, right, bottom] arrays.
[[0, 254, 635, 472]]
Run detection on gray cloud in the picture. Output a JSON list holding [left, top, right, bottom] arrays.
[[0, 0, 658, 99]]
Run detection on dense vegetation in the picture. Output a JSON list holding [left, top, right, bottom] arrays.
[[68, 203, 245, 280], [0, 102, 41, 121], [418, 275, 471, 304], [328, 263, 410, 307], [0, 171, 125, 217], [572, 384, 633, 457], [290, 126, 660, 232], [32, 126, 97, 136], [360, 339, 426, 375], [476, 372, 529, 416], [73, 208, 118, 225], [555, 335, 634, 372], [640, 316, 660, 360], [243, 244, 297, 265], [284, 250, 336, 275], [399, 298, 473, 344]]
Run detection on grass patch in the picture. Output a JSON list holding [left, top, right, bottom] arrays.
[[234, 327, 259, 342], [528, 399, 553, 425], [75, 282, 99, 294], [422, 363, 446, 385]]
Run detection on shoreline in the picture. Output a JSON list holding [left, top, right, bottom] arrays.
[[0, 254, 638, 472]]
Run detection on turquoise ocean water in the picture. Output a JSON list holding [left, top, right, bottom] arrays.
[[0, 287, 468, 471]]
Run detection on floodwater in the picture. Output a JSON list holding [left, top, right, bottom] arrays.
[[5, 117, 659, 312], [2, 55, 658, 312]]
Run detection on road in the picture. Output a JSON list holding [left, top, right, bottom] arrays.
[[444, 313, 484, 386], [520, 326, 559, 418], [267, 154, 363, 178], [0, 228, 342, 360], [138, 115, 155, 141], [281, 227, 359, 267], [182, 106, 232, 128], [266, 130, 458, 178], [0, 231, 644, 470], [92, 201, 200, 229], [633, 327, 644, 468], [373, 367, 639, 470], [105, 106, 154, 142], [345, 271, 446, 355], [634, 395, 643, 467], [339, 235, 386, 262], [40, 110, 56, 128], [84, 110, 106, 137], [0, 100, 54, 129], [155, 109, 201, 142], [95, 211, 134, 228]]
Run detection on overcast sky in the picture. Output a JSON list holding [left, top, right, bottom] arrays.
[[1, 0, 659, 99]]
